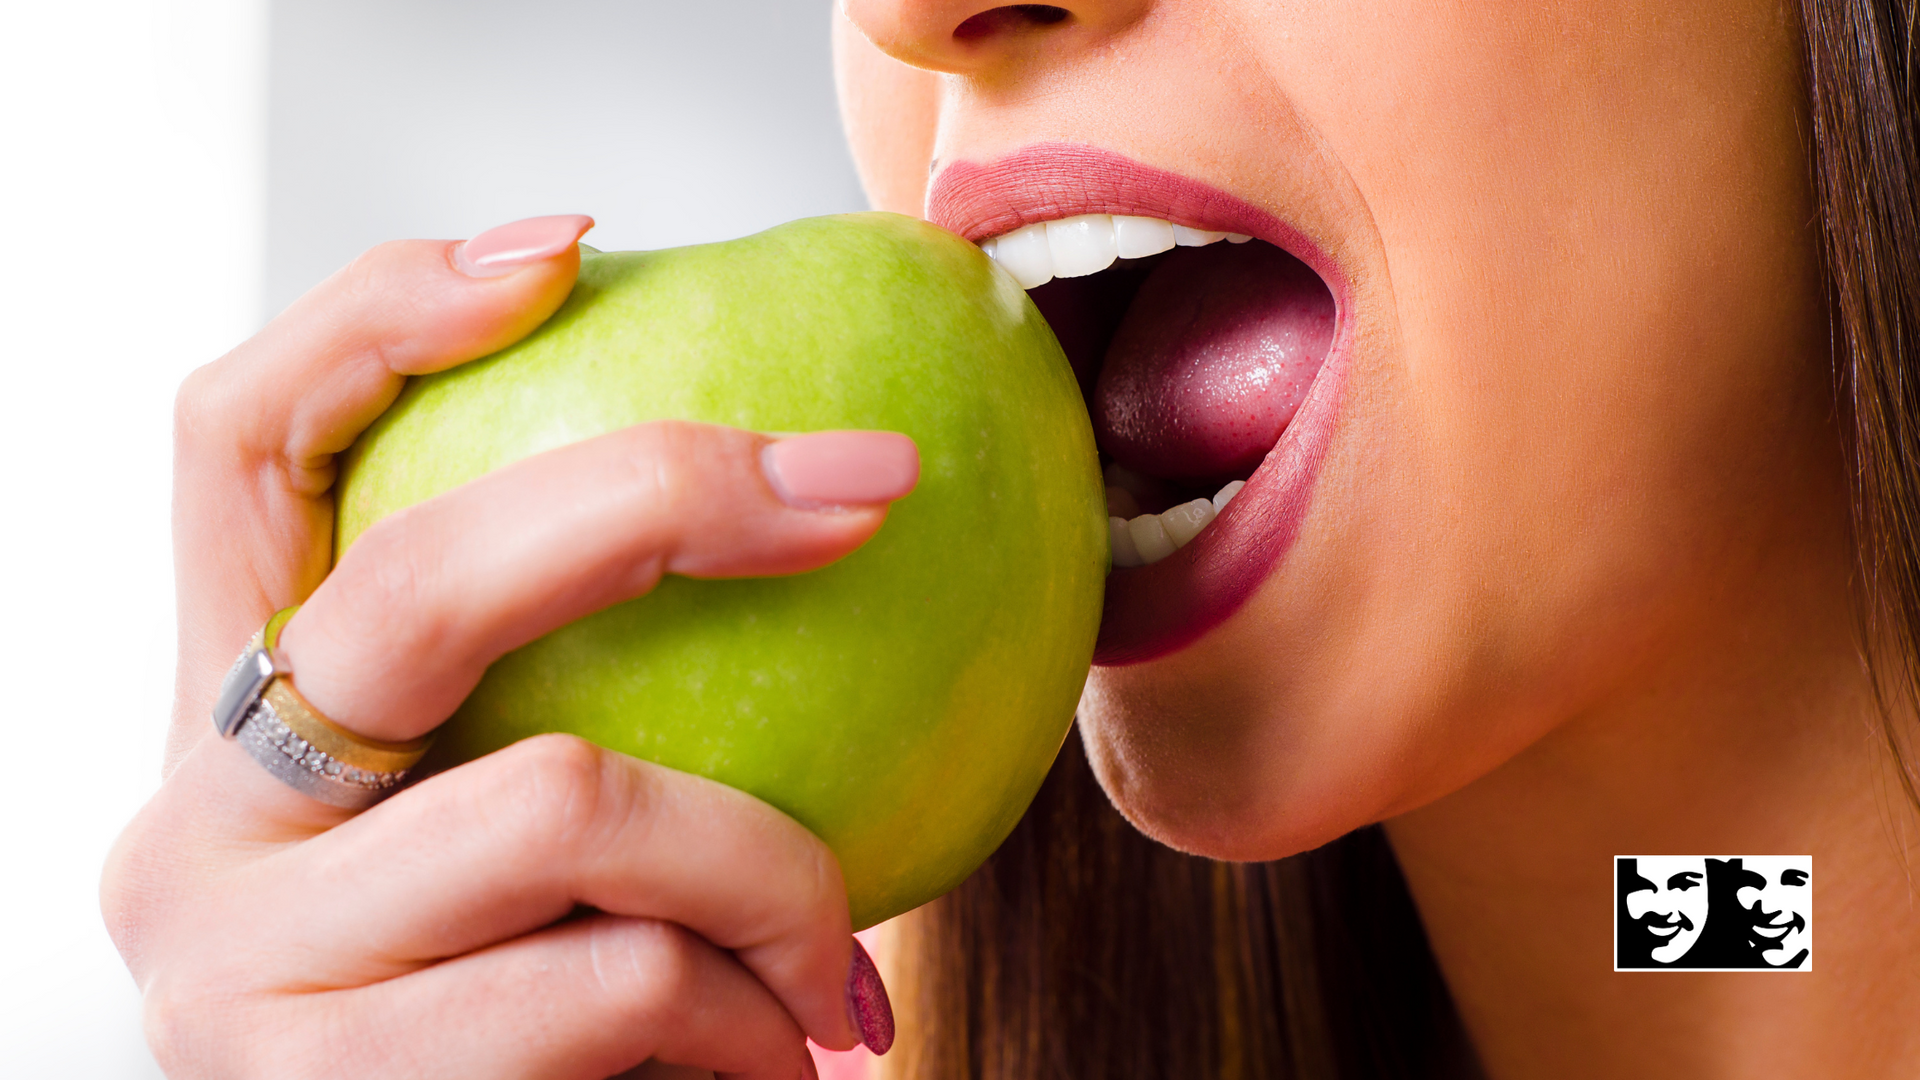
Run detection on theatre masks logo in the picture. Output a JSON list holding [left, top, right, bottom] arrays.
[[1614, 856, 1811, 971]]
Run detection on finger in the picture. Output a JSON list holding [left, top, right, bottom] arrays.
[[276, 422, 918, 741], [170, 215, 593, 765], [334, 915, 813, 1080], [191, 215, 596, 491], [148, 422, 914, 1040], [172, 735, 863, 1051]]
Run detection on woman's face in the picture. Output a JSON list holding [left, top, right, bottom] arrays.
[[834, 0, 1836, 858]]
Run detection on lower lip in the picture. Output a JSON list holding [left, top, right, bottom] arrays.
[[1094, 340, 1348, 665]]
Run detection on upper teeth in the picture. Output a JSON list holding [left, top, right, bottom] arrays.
[[979, 215, 1252, 289], [1109, 479, 1246, 568]]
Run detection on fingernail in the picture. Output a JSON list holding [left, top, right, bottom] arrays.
[[801, 1051, 821, 1080], [453, 214, 595, 277], [763, 431, 919, 509], [845, 937, 894, 1055]]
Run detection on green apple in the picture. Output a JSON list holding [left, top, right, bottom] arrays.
[[335, 212, 1106, 928]]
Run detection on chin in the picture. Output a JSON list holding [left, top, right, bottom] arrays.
[[1075, 652, 1357, 862]]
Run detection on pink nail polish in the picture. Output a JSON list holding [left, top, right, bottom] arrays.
[[845, 938, 894, 1055], [763, 431, 919, 509], [453, 214, 595, 278]]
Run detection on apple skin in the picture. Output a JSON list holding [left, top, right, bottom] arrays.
[[335, 213, 1107, 928]]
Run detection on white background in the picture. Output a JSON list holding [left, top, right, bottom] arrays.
[[265, 0, 865, 313], [0, 2, 860, 1073]]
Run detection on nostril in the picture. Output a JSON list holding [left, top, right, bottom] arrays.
[[955, 5, 1071, 41]]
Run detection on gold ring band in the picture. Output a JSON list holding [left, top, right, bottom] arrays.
[[258, 607, 431, 772], [214, 606, 432, 809]]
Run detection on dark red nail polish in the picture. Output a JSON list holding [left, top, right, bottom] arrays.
[[845, 938, 894, 1055]]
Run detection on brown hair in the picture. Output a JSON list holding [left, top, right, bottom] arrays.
[[883, 734, 1482, 1079], [1804, 0, 1920, 811], [880, 2, 1920, 1077]]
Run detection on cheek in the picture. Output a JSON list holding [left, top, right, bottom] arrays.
[[1135, 0, 1832, 838], [831, 7, 941, 215]]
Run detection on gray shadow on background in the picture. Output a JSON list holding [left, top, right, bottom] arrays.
[[269, 0, 866, 315]]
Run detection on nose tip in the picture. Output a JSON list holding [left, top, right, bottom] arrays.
[[842, 1, 1141, 74]]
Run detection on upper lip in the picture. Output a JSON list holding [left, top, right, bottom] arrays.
[[926, 142, 1343, 298]]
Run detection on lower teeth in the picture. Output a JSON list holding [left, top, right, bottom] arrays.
[[1109, 479, 1246, 568]]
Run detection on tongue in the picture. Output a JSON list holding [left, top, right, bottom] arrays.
[[1094, 242, 1334, 482]]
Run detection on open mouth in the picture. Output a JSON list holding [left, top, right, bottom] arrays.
[[988, 220, 1334, 565], [930, 144, 1350, 665]]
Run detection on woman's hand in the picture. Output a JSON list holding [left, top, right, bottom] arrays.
[[102, 216, 909, 1079]]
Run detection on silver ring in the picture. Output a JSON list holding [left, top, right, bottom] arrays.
[[212, 608, 431, 810]]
